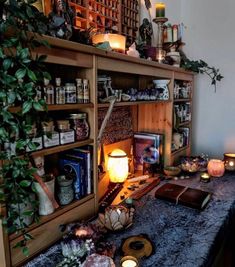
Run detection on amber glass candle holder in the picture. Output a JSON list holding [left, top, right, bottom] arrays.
[[224, 153, 235, 171]]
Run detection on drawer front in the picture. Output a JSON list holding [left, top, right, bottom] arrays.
[[10, 198, 95, 267]]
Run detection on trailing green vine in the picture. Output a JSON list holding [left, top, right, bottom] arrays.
[[181, 58, 224, 92], [0, 0, 50, 256]]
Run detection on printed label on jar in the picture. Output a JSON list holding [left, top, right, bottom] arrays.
[[43, 133, 60, 147], [60, 130, 75, 145]]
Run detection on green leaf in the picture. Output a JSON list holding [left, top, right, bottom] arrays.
[[15, 68, 27, 80], [7, 90, 16, 104], [19, 48, 29, 59], [22, 210, 34, 216], [3, 58, 12, 70], [27, 69, 37, 82], [22, 101, 32, 114], [33, 101, 45, 111], [22, 247, 29, 257]]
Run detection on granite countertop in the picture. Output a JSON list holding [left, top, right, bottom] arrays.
[[25, 173, 235, 267]]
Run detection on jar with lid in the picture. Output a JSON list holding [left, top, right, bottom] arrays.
[[42, 121, 60, 148], [56, 175, 74, 205], [83, 79, 90, 103], [69, 113, 89, 141], [56, 120, 75, 145], [55, 78, 65, 104], [43, 78, 55, 105], [76, 78, 84, 103], [65, 83, 77, 104]]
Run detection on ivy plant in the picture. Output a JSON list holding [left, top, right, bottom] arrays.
[[0, 0, 50, 256], [181, 58, 224, 92]]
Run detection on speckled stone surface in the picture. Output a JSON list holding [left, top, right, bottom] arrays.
[[24, 173, 235, 267]]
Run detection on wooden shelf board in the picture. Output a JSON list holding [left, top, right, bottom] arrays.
[[98, 100, 171, 108], [69, 2, 87, 10], [178, 121, 191, 127], [174, 98, 192, 102], [8, 103, 94, 113], [171, 145, 189, 155], [47, 103, 94, 111], [9, 194, 95, 241], [31, 139, 94, 157]]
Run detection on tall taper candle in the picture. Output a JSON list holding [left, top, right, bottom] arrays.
[[156, 2, 165, 17]]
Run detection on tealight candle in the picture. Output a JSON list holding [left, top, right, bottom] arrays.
[[120, 256, 139, 267], [156, 2, 166, 18], [224, 153, 235, 171], [200, 172, 210, 183]]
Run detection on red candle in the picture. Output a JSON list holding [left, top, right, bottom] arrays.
[[207, 159, 225, 177]]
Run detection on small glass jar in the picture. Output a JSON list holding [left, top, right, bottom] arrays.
[[65, 83, 77, 104], [42, 121, 60, 148], [69, 113, 89, 141], [57, 175, 74, 205], [56, 120, 75, 145]]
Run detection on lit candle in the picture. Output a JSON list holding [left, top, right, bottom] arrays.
[[207, 159, 225, 177], [120, 256, 139, 267], [200, 172, 210, 183], [224, 153, 235, 171], [156, 2, 166, 18]]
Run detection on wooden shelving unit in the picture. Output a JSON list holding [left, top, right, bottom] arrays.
[[0, 35, 194, 267], [31, 139, 94, 157], [44, 0, 139, 43]]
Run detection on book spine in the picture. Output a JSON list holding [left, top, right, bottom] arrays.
[[71, 149, 92, 194]]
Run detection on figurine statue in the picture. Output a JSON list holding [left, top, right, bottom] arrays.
[[48, 0, 75, 40], [139, 18, 153, 46]]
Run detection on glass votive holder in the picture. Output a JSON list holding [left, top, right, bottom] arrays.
[[207, 159, 225, 177], [200, 172, 210, 183], [224, 153, 235, 171]]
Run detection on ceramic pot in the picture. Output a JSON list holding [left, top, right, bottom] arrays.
[[34, 177, 55, 216], [57, 175, 74, 205], [153, 79, 170, 100]]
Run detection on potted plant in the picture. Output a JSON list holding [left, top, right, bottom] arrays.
[[0, 0, 50, 255]]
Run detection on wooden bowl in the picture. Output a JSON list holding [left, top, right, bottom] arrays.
[[164, 166, 181, 176]]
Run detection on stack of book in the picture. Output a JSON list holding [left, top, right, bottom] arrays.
[[59, 145, 93, 200]]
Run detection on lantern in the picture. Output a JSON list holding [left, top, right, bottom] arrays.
[[107, 149, 128, 183], [223, 153, 235, 171], [92, 33, 126, 53], [207, 159, 225, 177]]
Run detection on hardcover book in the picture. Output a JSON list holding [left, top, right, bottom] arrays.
[[133, 132, 163, 173], [155, 183, 211, 210]]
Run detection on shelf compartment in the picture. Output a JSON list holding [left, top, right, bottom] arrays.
[[9, 194, 95, 242], [10, 195, 96, 266], [31, 139, 94, 157], [98, 100, 171, 108]]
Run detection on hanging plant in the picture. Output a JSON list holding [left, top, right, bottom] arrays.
[[181, 58, 224, 92], [0, 0, 50, 256]]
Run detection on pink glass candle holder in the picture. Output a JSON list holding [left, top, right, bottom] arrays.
[[207, 159, 225, 177]]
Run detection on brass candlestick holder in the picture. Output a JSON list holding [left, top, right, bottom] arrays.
[[153, 17, 168, 63]]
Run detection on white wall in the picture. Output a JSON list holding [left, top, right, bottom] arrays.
[[141, 0, 235, 158], [181, 0, 235, 158]]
